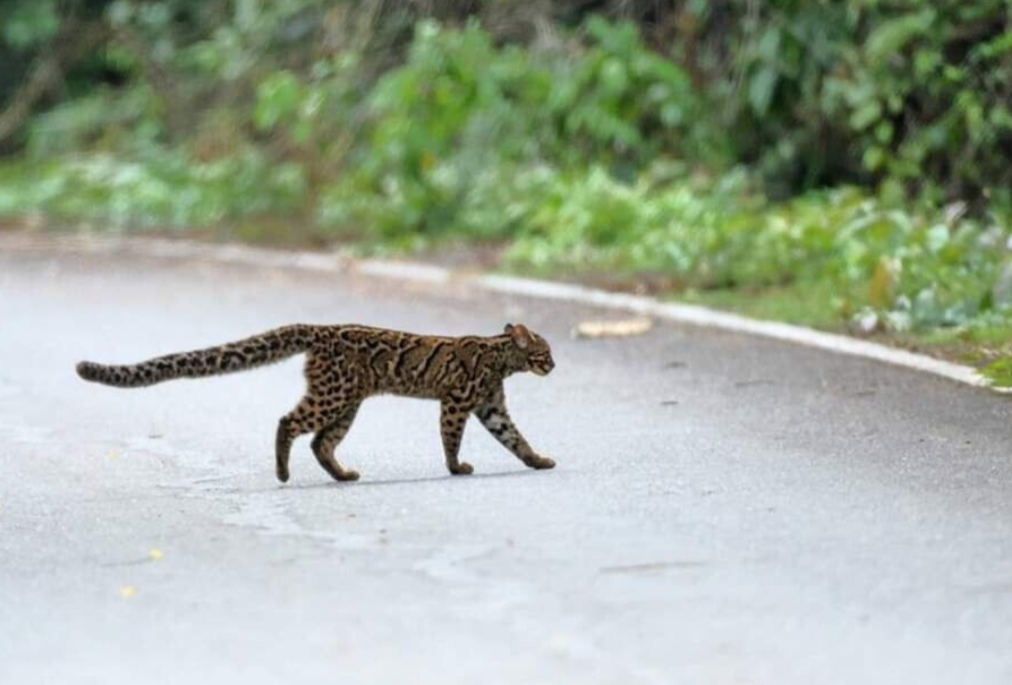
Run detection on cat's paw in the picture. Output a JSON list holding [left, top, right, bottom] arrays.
[[525, 455, 556, 470], [450, 462, 474, 476], [276, 465, 290, 483], [334, 469, 360, 482]]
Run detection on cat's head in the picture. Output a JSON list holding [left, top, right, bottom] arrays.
[[504, 323, 555, 376]]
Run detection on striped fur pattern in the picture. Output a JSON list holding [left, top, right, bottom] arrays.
[[77, 323, 556, 482]]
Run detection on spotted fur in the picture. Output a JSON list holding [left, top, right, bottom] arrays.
[[77, 323, 556, 482]]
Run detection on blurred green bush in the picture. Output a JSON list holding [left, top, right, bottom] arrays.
[[698, 0, 1012, 206]]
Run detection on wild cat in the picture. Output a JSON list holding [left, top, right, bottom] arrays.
[[77, 323, 556, 482]]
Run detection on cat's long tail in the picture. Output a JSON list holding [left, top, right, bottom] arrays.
[[76, 324, 321, 388]]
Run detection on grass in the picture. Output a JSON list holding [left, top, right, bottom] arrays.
[[679, 281, 1012, 386], [679, 281, 846, 330]]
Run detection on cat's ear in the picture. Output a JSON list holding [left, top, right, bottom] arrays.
[[504, 323, 515, 335], [508, 323, 531, 349]]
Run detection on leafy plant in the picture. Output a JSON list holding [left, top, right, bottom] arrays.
[[981, 357, 1012, 389], [3, 0, 60, 50], [547, 17, 726, 168], [0, 148, 306, 228]]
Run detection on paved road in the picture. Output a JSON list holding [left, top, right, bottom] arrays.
[[2, 236, 1011, 684]]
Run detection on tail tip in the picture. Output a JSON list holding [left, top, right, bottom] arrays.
[[76, 361, 99, 381]]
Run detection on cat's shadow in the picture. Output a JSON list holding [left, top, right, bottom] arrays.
[[280, 469, 537, 491]]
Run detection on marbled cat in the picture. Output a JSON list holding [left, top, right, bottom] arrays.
[[77, 323, 556, 482]]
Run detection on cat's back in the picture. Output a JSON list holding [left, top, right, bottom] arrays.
[[317, 325, 463, 397], [326, 324, 452, 352]]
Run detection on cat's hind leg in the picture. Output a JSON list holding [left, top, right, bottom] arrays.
[[310, 402, 362, 482], [275, 397, 331, 483]]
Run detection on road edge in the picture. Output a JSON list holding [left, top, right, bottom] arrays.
[[10, 232, 1008, 393]]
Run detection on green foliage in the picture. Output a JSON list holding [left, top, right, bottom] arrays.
[[3, 0, 60, 50], [0, 149, 306, 228], [509, 174, 1011, 333], [25, 86, 163, 157], [318, 161, 558, 245], [315, 18, 725, 239], [253, 71, 305, 133], [690, 0, 1012, 201], [981, 357, 1012, 388], [832, 1, 1012, 202], [548, 17, 722, 167], [714, 1, 854, 191], [5, 1, 1012, 202], [316, 20, 554, 239], [368, 20, 551, 165]]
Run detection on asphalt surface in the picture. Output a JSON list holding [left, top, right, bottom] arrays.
[[2, 235, 1011, 684]]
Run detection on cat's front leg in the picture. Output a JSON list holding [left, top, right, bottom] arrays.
[[474, 398, 555, 470], [440, 400, 474, 475]]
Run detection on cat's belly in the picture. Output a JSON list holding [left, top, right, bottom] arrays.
[[376, 381, 441, 401]]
